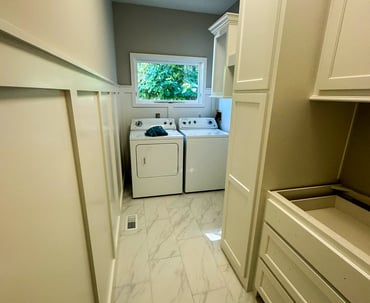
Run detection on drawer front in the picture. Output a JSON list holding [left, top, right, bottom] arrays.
[[260, 223, 347, 303], [265, 197, 369, 303], [255, 259, 294, 303]]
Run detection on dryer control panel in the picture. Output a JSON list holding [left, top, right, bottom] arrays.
[[179, 117, 218, 129], [131, 118, 176, 130]]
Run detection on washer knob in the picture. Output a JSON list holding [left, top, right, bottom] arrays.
[[182, 121, 186, 125], [135, 120, 143, 127], [208, 120, 213, 125]]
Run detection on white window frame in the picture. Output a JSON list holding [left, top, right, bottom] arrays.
[[130, 53, 207, 108]]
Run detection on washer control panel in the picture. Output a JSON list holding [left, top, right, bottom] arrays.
[[131, 118, 176, 130], [179, 117, 218, 129]]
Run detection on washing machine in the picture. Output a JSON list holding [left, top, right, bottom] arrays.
[[179, 117, 229, 193], [130, 118, 183, 198]]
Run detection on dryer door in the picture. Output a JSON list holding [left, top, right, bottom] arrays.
[[136, 143, 179, 178]]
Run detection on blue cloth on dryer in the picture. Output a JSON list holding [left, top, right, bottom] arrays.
[[145, 126, 168, 137]]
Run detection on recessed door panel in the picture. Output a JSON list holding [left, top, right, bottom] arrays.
[[222, 177, 253, 277], [317, 0, 370, 90], [228, 93, 267, 187], [234, 0, 283, 90], [136, 143, 178, 178]]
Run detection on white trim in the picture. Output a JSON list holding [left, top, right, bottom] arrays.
[[228, 174, 250, 194], [130, 53, 207, 108], [106, 259, 116, 303], [119, 85, 134, 94], [310, 94, 370, 102], [208, 12, 238, 36], [119, 85, 212, 108]]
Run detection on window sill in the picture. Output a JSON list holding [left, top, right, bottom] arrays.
[[124, 87, 210, 108]]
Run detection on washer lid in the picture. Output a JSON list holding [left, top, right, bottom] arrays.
[[179, 129, 229, 138], [130, 129, 183, 140]]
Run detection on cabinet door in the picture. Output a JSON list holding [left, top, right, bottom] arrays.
[[234, 0, 285, 91], [221, 93, 266, 282], [316, 0, 370, 90]]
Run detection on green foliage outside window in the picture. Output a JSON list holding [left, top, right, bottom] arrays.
[[137, 62, 199, 101]]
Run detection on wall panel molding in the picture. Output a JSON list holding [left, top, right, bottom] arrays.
[[0, 30, 118, 92]]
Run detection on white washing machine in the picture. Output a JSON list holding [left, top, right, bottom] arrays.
[[179, 117, 229, 193], [130, 118, 183, 198]]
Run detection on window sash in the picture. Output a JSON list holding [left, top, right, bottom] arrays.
[[130, 53, 207, 107]]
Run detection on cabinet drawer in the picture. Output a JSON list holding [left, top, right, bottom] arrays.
[[260, 223, 347, 303], [255, 259, 293, 303], [265, 197, 369, 303]]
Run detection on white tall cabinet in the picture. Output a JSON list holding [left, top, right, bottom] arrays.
[[222, 0, 289, 288], [221, 0, 358, 292]]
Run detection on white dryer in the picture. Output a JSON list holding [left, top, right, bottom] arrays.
[[130, 118, 183, 198], [179, 117, 229, 193]]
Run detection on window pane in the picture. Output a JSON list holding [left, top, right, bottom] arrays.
[[137, 62, 199, 101]]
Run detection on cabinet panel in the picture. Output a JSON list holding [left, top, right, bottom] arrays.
[[234, 0, 284, 90], [228, 93, 266, 187], [221, 93, 267, 279], [316, 0, 370, 90], [222, 177, 253, 276]]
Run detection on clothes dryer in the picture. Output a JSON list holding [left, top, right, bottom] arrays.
[[179, 117, 229, 193], [130, 118, 183, 198]]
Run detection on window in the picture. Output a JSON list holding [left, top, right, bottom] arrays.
[[130, 53, 207, 107]]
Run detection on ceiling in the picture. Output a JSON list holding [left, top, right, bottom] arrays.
[[112, 0, 238, 15]]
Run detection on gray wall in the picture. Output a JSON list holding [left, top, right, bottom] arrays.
[[261, 0, 352, 191], [340, 103, 370, 196], [112, 3, 220, 86], [1, 0, 117, 82], [227, 1, 240, 13]]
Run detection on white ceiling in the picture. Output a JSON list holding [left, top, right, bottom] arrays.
[[113, 0, 238, 14]]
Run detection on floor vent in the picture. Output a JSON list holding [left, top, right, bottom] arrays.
[[126, 214, 138, 230]]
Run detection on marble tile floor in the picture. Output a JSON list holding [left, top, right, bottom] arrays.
[[113, 189, 261, 303]]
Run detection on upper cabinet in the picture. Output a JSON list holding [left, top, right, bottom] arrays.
[[312, 0, 370, 101], [233, 0, 284, 91], [209, 13, 238, 98]]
